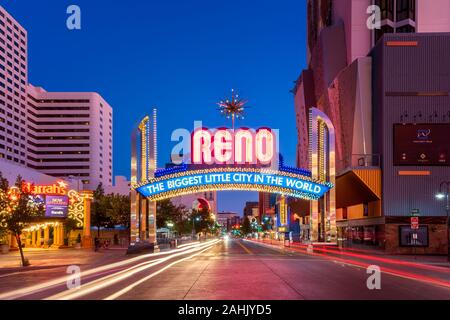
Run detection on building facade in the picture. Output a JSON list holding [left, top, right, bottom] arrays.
[[294, 0, 450, 253], [370, 33, 450, 253], [216, 211, 240, 232], [0, 6, 28, 165], [0, 6, 113, 191], [27, 85, 113, 190]]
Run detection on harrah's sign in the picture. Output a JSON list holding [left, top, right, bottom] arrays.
[[171, 124, 278, 166], [22, 181, 68, 196]]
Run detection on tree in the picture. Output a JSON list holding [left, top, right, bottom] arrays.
[[191, 207, 214, 235], [241, 216, 252, 236], [0, 173, 44, 266], [156, 199, 187, 233], [64, 217, 81, 246], [91, 183, 112, 238], [106, 193, 130, 228]]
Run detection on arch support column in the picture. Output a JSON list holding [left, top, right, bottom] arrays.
[[80, 190, 93, 248]]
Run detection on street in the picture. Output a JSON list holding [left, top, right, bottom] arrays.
[[0, 239, 450, 300]]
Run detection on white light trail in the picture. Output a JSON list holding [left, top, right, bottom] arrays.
[[0, 240, 214, 300], [45, 240, 220, 300], [104, 242, 217, 300]]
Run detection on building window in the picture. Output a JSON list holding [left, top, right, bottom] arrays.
[[376, 0, 394, 21], [363, 203, 369, 217], [342, 207, 348, 220], [396, 0, 415, 21]]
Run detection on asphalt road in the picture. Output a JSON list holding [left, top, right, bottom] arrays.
[[1, 239, 450, 300]]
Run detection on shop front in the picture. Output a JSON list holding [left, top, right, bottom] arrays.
[[6, 181, 93, 250]]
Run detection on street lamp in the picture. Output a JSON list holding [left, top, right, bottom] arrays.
[[190, 216, 201, 237], [435, 181, 450, 261]]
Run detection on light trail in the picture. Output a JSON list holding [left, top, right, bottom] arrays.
[[0, 239, 215, 300], [248, 239, 450, 289], [104, 242, 218, 300], [255, 238, 450, 274], [45, 239, 220, 300], [289, 242, 450, 274]]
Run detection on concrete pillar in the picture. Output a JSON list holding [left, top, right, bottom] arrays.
[[36, 228, 42, 247], [44, 226, 50, 247], [54, 225, 59, 246], [31, 231, 36, 247], [59, 224, 65, 246], [81, 190, 93, 248]]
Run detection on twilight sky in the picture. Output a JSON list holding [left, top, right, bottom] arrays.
[[3, 0, 307, 214]]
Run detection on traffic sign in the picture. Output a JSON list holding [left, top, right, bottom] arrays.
[[411, 217, 419, 230], [410, 208, 420, 217]]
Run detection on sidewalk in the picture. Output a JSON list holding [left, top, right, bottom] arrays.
[[0, 247, 128, 271]]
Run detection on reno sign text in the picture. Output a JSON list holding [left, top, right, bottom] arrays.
[[171, 124, 278, 167]]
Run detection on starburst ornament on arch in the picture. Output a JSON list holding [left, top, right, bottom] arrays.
[[217, 89, 249, 129]]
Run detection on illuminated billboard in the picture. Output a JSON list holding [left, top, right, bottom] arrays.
[[136, 168, 331, 201], [45, 195, 69, 218], [393, 124, 450, 166]]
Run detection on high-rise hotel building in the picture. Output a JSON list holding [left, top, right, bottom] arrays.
[[0, 7, 28, 166], [0, 6, 113, 190], [27, 85, 113, 189]]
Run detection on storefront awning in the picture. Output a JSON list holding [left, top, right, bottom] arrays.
[[336, 169, 381, 208]]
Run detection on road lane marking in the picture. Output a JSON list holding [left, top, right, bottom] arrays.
[[237, 240, 253, 255]]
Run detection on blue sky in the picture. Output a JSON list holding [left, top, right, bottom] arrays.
[[2, 0, 307, 214]]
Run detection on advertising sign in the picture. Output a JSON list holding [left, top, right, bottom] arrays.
[[45, 195, 69, 218], [410, 217, 419, 230], [393, 124, 450, 166], [136, 170, 330, 200]]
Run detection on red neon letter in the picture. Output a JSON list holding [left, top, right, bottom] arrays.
[[214, 129, 233, 164], [192, 128, 213, 164], [255, 128, 274, 165]]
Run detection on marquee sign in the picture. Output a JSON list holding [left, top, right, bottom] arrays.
[[133, 123, 332, 201], [23, 181, 68, 195], [135, 167, 331, 201], [130, 108, 336, 245]]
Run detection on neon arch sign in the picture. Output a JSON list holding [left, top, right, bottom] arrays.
[[129, 109, 335, 245], [132, 118, 332, 202]]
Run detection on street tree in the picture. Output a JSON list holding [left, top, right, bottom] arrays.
[[0, 173, 44, 266], [156, 199, 187, 233], [91, 183, 112, 238], [191, 207, 214, 235], [241, 216, 252, 236], [106, 193, 130, 228]]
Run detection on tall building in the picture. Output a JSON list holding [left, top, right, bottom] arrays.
[[0, 6, 28, 165], [27, 85, 113, 190], [294, 0, 450, 253], [216, 211, 240, 231], [243, 201, 259, 221], [0, 6, 114, 191]]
